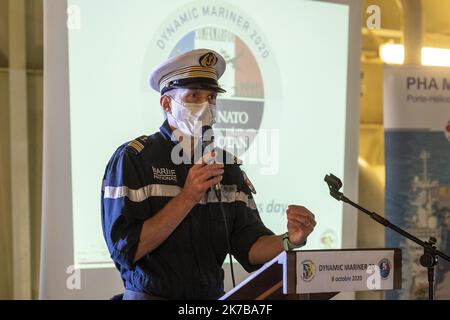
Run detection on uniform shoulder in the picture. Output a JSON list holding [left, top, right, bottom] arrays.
[[125, 135, 150, 155], [221, 152, 256, 194]]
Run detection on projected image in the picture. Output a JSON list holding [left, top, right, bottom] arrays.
[[67, 0, 349, 269]]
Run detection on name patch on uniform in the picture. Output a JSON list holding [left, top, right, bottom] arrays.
[[152, 166, 177, 183]]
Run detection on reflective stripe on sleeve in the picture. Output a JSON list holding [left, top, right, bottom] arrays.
[[103, 184, 181, 202], [203, 189, 257, 210], [103, 182, 257, 210]]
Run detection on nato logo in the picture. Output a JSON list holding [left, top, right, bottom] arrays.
[[378, 258, 391, 280], [301, 260, 316, 282]]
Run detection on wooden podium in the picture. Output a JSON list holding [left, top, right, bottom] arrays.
[[220, 249, 402, 300]]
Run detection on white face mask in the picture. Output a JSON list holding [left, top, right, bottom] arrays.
[[167, 98, 217, 137]]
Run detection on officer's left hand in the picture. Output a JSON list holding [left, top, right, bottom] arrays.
[[286, 205, 316, 246]]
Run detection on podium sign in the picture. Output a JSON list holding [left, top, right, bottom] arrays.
[[290, 249, 401, 294], [221, 248, 401, 300]]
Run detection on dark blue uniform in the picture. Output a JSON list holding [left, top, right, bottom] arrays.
[[101, 120, 274, 299]]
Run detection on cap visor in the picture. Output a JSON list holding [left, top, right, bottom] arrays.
[[171, 82, 226, 93]]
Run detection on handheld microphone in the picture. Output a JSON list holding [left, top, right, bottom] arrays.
[[202, 125, 222, 201]]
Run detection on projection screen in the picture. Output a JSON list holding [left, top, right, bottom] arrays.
[[40, 0, 361, 299]]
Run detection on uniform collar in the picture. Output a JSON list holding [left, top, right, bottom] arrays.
[[159, 119, 178, 143]]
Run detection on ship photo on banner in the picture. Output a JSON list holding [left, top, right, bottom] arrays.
[[384, 65, 450, 299]]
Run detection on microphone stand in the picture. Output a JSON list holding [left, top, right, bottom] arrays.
[[324, 174, 450, 300]]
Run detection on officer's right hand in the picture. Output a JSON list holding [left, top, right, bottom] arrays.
[[180, 157, 224, 206]]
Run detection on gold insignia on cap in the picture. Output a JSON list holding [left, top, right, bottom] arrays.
[[199, 52, 218, 67]]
